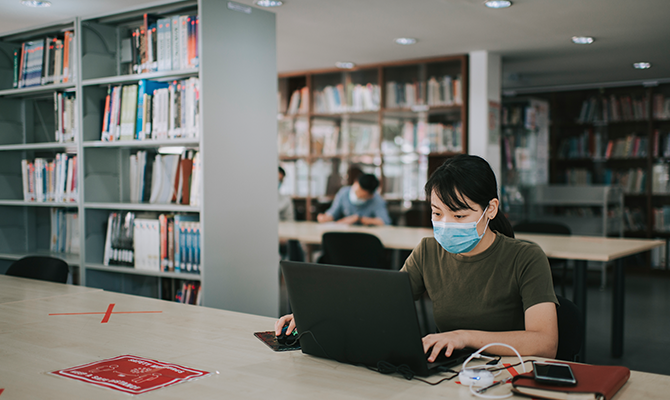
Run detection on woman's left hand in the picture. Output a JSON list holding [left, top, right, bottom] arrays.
[[422, 331, 470, 362]]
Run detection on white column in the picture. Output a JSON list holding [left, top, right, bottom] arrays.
[[468, 51, 502, 181]]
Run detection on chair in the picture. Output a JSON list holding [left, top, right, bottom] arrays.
[[513, 221, 571, 297], [5, 256, 69, 284], [318, 232, 388, 269], [555, 295, 584, 362]]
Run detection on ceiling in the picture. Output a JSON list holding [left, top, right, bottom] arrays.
[[1, 0, 669, 92]]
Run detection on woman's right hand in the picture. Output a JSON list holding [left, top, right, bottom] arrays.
[[274, 314, 296, 336]]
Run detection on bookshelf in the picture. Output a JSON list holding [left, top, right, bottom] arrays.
[[509, 83, 670, 269], [278, 55, 468, 226], [0, 0, 279, 316], [0, 19, 80, 277]]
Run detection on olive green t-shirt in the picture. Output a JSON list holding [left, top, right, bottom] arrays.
[[401, 232, 557, 333]]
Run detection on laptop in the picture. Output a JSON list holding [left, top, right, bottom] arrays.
[[280, 261, 472, 377]]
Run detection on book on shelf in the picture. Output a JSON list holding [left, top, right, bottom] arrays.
[[511, 362, 630, 400], [128, 149, 198, 205], [49, 208, 79, 255], [577, 94, 649, 124], [133, 218, 160, 271], [53, 91, 77, 143], [652, 163, 669, 194], [286, 87, 309, 115], [653, 206, 670, 233], [652, 93, 670, 120], [387, 75, 461, 109], [13, 30, 76, 89], [602, 134, 648, 159], [21, 154, 78, 202], [103, 211, 135, 267], [126, 13, 198, 75], [101, 78, 200, 141], [654, 129, 670, 158], [348, 121, 380, 154], [278, 118, 309, 156], [382, 120, 462, 155], [311, 119, 340, 156], [175, 281, 201, 305], [154, 213, 201, 273], [313, 83, 380, 113]]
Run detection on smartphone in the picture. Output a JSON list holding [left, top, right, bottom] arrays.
[[532, 361, 577, 386]]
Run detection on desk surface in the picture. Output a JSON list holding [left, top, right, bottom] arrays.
[[279, 221, 664, 262], [0, 274, 102, 305], [1, 276, 668, 399]]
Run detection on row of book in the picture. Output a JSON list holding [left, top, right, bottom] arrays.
[[653, 206, 670, 232], [385, 76, 463, 109], [556, 132, 648, 159], [278, 118, 383, 157], [313, 83, 381, 114], [175, 281, 201, 305], [126, 13, 199, 75], [577, 95, 649, 123], [652, 163, 669, 194], [653, 130, 670, 158], [285, 87, 310, 115], [652, 94, 670, 120], [13, 31, 76, 88], [129, 150, 201, 206], [103, 211, 201, 273], [54, 92, 77, 143], [381, 121, 463, 155], [21, 154, 78, 203], [381, 155, 428, 201], [49, 208, 80, 255], [101, 78, 200, 141], [605, 168, 647, 194]]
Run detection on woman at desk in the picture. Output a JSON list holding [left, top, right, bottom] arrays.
[[277, 155, 558, 360], [316, 173, 391, 226]]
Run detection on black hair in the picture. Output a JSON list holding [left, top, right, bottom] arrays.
[[425, 154, 514, 238], [357, 173, 380, 193], [278, 166, 286, 177]]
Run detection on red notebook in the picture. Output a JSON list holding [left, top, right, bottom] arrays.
[[511, 362, 630, 400]]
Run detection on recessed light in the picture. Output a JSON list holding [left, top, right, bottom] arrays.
[[21, 0, 51, 7], [633, 62, 651, 70], [484, 1, 512, 8], [254, 0, 283, 7], [395, 38, 417, 45], [335, 62, 355, 69], [572, 36, 595, 44]]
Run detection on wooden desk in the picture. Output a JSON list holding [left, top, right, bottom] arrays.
[[0, 274, 102, 305], [279, 221, 665, 360], [1, 275, 668, 399]]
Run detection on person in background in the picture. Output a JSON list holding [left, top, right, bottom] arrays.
[[316, 173, 391, 226], [278, 166, 294, 222]]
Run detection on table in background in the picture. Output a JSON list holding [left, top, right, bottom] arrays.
[[279, 221, 664, 360], [1, 275, 669, 399]]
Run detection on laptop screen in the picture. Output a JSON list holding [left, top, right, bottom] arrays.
[[280, 261, 433, 376]]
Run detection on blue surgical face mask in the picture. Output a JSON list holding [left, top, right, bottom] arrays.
[[432, 206, 490, 254], [349, 187, 367, 206]]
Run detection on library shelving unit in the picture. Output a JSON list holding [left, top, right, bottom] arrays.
[[0, 0, 279, 317], [510, 82, 670, 269], [277, 55, 468, 226], [0, 20, 81, 278]]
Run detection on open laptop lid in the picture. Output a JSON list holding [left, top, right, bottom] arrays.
[[281, 261, 444, 377]]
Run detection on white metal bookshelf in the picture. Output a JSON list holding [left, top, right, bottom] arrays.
[[0, 0, 279, 317]]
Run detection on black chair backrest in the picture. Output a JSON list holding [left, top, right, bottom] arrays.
[[555, 295, 584, 361], [513, 221, 571, 236], [319, 232, 387, 269], [6, 256, 69, 284]]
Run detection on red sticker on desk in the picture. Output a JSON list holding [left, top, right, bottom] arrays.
[[50, 355, 209, 395]]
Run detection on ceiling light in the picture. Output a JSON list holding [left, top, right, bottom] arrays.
[[21, 0, 51, 7], [395, 38, 417, 45], [254, 0, 283, 7], [484, 1, 512, 8], [633, 62, 651, 70], [335, 62, 355, 69], [572, 36, 594, 44]]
